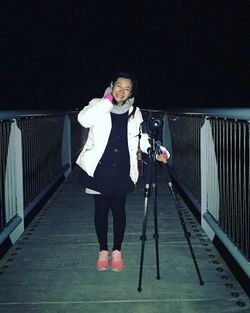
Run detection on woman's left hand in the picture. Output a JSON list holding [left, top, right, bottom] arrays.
[[156, 154, 168, 164]]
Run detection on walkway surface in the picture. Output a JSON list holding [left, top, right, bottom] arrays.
[[0, 166, 249, 313]]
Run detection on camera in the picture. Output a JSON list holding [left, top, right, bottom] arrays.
[[140, 117, 163, 136]]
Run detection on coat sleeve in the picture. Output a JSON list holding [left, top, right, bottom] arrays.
[[134, 108, 151, 153], [77, 98, 113, 128]]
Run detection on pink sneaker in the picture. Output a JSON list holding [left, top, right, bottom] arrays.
[[111, 250, 124, 272], [97, 250, 109, 271]]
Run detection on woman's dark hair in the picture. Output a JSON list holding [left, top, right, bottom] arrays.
[[111, 72, 138, 98]]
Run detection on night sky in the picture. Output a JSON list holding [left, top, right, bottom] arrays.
[[1, 1, 250, 110]]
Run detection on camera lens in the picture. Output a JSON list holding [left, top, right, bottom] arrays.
[[140, 117, 163, 135], [152, 118, 163, 129]]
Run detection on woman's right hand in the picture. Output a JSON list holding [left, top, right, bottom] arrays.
[[104, 94, 113, 102]]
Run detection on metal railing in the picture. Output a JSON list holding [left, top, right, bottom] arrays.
[[0, 111, 84, 247], [202, 117, 250, 260], [167, 112, 250, 275], [168, 114, 204, 204], [17, 115, 65, 208]]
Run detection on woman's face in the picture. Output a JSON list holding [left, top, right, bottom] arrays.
[[111, 78, 132, 104]]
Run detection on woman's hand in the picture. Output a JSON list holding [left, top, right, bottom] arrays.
[[104, 94, 113, 102], [156, 154, 168, 163], [156, 146, 170, 164]]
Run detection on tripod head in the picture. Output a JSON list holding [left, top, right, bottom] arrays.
[[140, 117, 163, 140], [140, 117, 164, 156]]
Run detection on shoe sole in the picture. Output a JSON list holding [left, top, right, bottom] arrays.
[[111, 267, 124, 272], [97, 267, 109, 271]]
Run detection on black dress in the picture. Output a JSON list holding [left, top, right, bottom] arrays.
[[82, 112, 135, 194]]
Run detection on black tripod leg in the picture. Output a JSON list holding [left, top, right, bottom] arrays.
[[168, 182, 204, 286], [137, 184, 150, 292], [152, 182, 160, 280]]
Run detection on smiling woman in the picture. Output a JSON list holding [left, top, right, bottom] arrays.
[[76, 71, 169, 272]]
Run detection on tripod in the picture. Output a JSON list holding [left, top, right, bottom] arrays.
[[137, 145, 204, 292], [137, 136, 161, 292]]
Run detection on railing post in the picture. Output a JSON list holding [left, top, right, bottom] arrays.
[[4, 120, 24, 244], [200, 118, 220, 240], [61, 115, 72, 177]]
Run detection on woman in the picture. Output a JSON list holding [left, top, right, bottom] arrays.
[[76, 72, 169, 272]]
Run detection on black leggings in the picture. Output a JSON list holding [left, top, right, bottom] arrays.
[[93, 194, 127, 251]]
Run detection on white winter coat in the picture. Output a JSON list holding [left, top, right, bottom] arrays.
[[76, 98, 150, 184]]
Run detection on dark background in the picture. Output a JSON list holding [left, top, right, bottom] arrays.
[[1, 1, 249, 110]]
